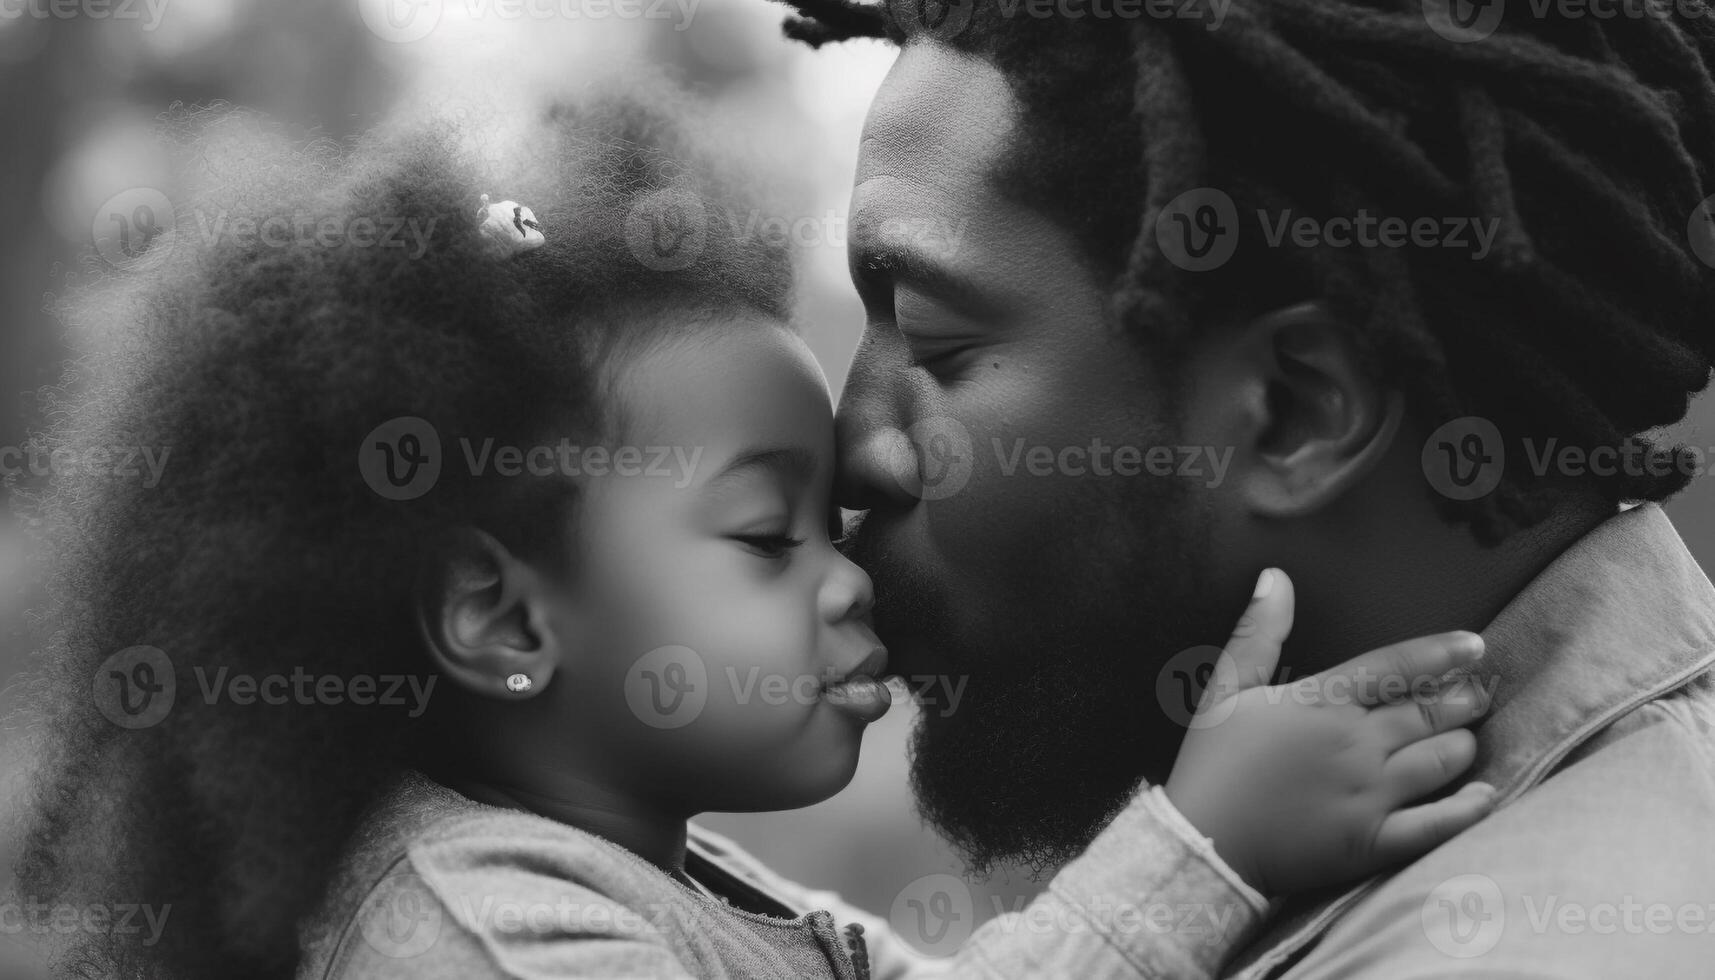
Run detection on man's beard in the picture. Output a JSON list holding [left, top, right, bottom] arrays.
[[845, 484, 1228, 878]]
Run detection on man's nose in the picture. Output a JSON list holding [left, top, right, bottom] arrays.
[[834, 338, 918, 512]]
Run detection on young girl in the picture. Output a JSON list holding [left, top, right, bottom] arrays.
[[10, 86, 1494, 980]]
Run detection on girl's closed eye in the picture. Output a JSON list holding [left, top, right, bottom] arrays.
[[730, 530, 805, 559]]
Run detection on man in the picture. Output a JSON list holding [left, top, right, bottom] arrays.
[[776, 0, 1715, 975]]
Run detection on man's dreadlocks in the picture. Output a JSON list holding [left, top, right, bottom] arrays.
[[774, 0, 1715, 543]]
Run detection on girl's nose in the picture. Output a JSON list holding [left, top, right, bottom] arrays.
[[820, 549, 876, 626]]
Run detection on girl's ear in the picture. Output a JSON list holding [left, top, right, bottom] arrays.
[[415, 527, 568, 699]]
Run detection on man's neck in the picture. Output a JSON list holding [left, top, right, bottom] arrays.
[[1282, 497, 1615, 673]]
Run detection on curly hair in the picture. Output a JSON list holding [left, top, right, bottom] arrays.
[[775, 0, 1715, 542], [8, 83, 792, 979]]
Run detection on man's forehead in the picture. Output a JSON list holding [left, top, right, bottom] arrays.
[[854, 43, 1018, 188]]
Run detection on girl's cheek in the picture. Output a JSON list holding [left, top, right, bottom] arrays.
[[714, 591, 824, 693]]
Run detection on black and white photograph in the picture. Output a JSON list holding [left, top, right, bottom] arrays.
[[0, 0, 1713, 976]]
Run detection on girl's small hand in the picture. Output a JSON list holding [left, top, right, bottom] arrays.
[[1164, 568, 1496, 897]]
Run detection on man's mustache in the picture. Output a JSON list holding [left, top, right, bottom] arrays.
[[838, 511, 914, 622], [839, 511, 954, 652]]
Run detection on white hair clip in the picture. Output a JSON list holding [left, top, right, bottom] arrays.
[[477, 193, 545, 258]]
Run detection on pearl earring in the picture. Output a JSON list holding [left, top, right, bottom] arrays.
[[505, 673, 533, 694]]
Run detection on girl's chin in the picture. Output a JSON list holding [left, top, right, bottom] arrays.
[[697, 740, 864, 812]]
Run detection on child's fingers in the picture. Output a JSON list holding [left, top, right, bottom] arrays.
[[1311, 631, 1486, 706], [1370, 781, 1497, 867], [1381, 728, 1478, 805], [1218, 568, 1296, 692], [1371, 674, 1492, 746]]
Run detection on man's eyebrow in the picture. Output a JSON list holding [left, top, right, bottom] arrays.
[[851, 241, 1000, 318], [704, 445, 820, 490]]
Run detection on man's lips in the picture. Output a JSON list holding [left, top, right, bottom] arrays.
[[870, 631, 946, 679], [839, 512, 950, 678]]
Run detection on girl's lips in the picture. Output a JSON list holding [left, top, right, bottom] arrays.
[[839, 646, 889, 683], [822, 675, 892, 723], [823, 646, 892, 722]]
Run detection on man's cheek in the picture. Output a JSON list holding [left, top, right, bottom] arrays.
[[927, 462, 1097, 595]]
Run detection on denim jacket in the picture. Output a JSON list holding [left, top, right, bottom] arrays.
[[299, 770, 1266, 979], [1225, 503, 1715, 978]]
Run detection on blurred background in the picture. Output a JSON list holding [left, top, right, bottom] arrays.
[[0, 0, 1711, 972], [0, 1, 1052, 970]]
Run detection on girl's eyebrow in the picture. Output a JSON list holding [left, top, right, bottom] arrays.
[[703, 445, 821, 492]]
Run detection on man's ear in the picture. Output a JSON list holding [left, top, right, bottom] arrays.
[[415, 527, 565, 699], [1230, 302, 1404, 518]]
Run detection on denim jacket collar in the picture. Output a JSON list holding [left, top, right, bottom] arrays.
[[1464, 503, 1715, 802], [1227, 503, 1715, 979]]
